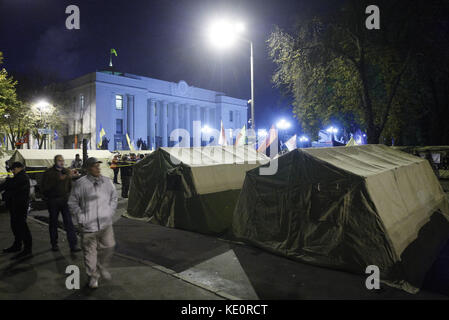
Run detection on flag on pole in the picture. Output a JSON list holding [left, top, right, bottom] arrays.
[[346, 137, 358, 146], [234, 125, 246, 146], [218, 120, 228, 146], [53, 130, 59, 141], [257, 125, 277, 153], [109, 48, 118, 67], [97, 124, 106, 148], [284, 134, 297, 151], [126, 133, 135, 151]]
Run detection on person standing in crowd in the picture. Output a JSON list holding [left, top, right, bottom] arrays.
[[41, 155, 81, 253], [68, 157, 118, 289], [71, 154, 83, 169], [0, 162, 33, 259], [119, 154, 133, 198], [109, 154, 120, 184]]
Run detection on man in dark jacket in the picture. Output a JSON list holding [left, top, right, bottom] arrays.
[[41, 155, 81, 252], [119, 155, 133, 198], [0, 162, 33, 259]]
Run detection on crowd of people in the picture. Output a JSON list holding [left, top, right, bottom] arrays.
[[0, 151, 149, 289]]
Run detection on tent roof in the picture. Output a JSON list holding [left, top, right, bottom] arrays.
[[9, 149, 112, 167], [302, 144, 423, 177], [155, 146, 270, 195]]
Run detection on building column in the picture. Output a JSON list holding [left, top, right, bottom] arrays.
[[161, 101, 168, 147], [173, 103, 179, 130], [148, 98, 156, 149], [127, 95, 135, 141], [185, 105, 191, 137]]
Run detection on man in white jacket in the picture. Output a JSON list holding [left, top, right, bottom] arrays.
[[68, 157, 118, 289]]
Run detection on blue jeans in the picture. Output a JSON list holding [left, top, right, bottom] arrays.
[[48, 198, 78, 249]]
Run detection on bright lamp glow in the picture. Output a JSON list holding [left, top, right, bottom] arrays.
[[326, 126, 338, 134], [208, 19, 244, 48], [276, 119, 291, 130], [202, 125, 212, 133], [35, 100, 51, 112], [299, 136, 309, 142], [235, 22, 245, 33]]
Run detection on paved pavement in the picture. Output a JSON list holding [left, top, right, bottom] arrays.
[[0, 182, 448, 300], [0, 209, 223, 300]]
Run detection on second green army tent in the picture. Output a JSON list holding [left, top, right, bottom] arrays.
[[125, 145, 270, 235], [233, 144, 449, 293]]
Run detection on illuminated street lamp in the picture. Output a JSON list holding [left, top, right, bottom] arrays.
[[201, 125, 212, 134], [276, 119, 291, 130], [257, 129, 267, 137], [34, 100, 51, 112], [208, 18, 255, 130], [33, 100, 52, 149], [326, 126, 338, 134], [299, 136, 309, 142]]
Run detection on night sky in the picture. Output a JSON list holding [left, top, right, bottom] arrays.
[[0, 0, 336, 134]]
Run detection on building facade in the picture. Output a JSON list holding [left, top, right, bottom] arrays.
[[63, 71, 248, 151]]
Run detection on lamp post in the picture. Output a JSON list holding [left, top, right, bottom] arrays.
[[34, 100, 51, 149], [208, 19, 255, 130], [276, 119, 291, 146], [326, 126, 339, 143]]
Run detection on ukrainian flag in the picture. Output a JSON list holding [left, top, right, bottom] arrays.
[[98, 125, 106, 148]]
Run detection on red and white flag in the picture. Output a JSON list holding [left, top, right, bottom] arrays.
[[218, 120, 228, 146], [257, 125, 277, 153]]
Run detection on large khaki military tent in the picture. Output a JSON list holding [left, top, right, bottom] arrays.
[[233, 144, 449, 293], [125, 145, 270, 235]]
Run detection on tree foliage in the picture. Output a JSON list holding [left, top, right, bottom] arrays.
[[268, 0, 449, 145], [0, 52, 67, 149], [0, 52, 29, 150]]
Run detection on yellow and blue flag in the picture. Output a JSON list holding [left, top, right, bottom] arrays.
[[97, 124, 106, 148]]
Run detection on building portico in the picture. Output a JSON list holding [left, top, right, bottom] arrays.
[[63, 71, 247, 151]]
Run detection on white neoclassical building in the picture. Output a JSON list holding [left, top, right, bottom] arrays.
[[62, 71, 248, 151]]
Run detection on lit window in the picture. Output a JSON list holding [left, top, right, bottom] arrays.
[[116, 95, 123, 110]]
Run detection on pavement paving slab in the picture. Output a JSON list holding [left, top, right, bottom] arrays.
[[0, 210, 223, 300]]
